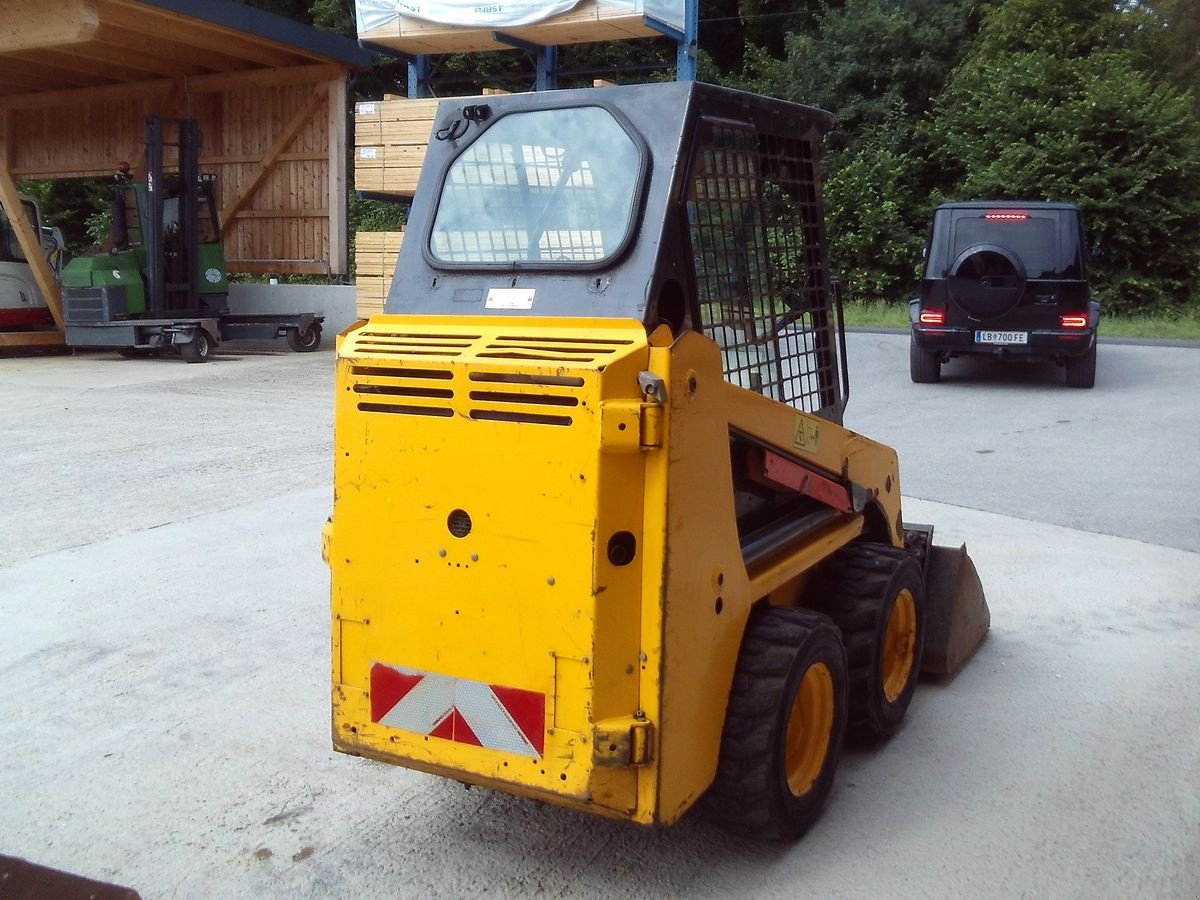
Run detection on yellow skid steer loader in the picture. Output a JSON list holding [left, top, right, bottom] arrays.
[[325, 82, 989, 839]]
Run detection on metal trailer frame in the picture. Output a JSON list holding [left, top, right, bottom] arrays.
[[66, 312, 324, 351]]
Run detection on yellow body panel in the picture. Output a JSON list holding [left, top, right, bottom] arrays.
[[329, 316, 906, 825], [331, 315, 657, 818]]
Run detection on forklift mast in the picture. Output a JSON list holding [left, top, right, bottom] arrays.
[[130, 116, 223, 317]]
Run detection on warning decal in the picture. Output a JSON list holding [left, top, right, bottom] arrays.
[[370, 663, 546, 758]]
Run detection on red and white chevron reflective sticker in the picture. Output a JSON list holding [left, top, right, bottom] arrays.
[[370, 662, 546, 758]]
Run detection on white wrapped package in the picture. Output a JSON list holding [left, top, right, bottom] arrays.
[[356, 0, 683, 32]]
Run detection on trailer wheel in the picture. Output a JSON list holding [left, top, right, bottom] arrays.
[[180, 329, 213, 364], [704, 606, 848, 840], [287, 323, 322, 352], [812, 543, 925, 742]]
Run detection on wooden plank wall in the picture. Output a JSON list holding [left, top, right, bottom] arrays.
[[1, 66, 349, 276], [195, 82, 331, 275]]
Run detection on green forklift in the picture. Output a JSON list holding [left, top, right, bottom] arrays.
[[62, 117, 323, 362]]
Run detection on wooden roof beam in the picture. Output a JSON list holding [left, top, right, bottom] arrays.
[[0, 53, 113, 88], [0, 63, 345, 111], [5, 46, 178, 85], [183, 63, 347, 95], [0, 60, 78, 93], [96, 0, 309, 69], [0, 0, 99, 54], [94, 24, 255, 75]]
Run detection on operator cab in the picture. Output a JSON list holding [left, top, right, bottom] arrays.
[[393, 82, 848, 422]]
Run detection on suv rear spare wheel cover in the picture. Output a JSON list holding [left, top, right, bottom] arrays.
[[947, 242, 1026, 320]]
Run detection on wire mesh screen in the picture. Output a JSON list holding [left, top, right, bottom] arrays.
[[430, 108, 640, 266], [687, 117, 839, 415]]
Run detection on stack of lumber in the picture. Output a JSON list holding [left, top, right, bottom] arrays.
[[354, 90, 509, 197], [354, 230, 405, 318], [354, 98, 440, 196]]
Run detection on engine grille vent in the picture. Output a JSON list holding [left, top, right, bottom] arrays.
[[350, 364, 455, 417], [466, 368, 583, 426], [352, 331, 480, 357], [349, 363, 584, 427], [478, 334, 633, 362]]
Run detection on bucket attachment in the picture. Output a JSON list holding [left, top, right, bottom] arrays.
[[920, 543, 990, 676]]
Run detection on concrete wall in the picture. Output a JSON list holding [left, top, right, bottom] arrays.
[[228, 283, 359, 337]]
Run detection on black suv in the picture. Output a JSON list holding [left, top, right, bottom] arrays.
[[909, 201, 1099, 388]]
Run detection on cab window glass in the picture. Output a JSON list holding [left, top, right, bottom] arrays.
[[0, 205, 20, 262], [0, 202, 39, 262], [953, 215, 1057, 277], [430, 106, 642, 267]]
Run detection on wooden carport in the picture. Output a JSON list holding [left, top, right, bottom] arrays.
[[0, 0, 370, 348]]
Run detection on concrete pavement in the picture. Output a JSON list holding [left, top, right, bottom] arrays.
[[0, 338, 1196, 899], [846, 333, 1200, 552]]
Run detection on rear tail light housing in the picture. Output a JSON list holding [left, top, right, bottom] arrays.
[[919, 309, 947, 326], [1060, 314, 1088, 329]]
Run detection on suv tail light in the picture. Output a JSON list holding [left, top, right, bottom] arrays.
[[985, 211, 1028, 220], [1060, 314, 1088, 329], [919, 309, 946, 326]]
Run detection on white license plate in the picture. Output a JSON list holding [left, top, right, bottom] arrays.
[[975, 330, 1028, 345]]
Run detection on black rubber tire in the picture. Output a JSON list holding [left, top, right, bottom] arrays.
[[704, 606, 848, 840], [1065, 342, 1096, 389], [811, 543, 925, 743], [909, 335, 941, 383], [287, 323, 322, 353], [179, 329, 212, 364]]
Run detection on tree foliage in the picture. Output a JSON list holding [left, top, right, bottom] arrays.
[[822, 130, 924, 300], [224, 0, 1200, 309], [743, 0, 976, 144], [17, 179, 113, 254], [1115, 0, 1199, 105], [737, 0, 979, 301], [926, 0, 1200, 311], [309, 0, 355, 35]]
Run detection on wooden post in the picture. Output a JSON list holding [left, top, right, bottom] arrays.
[[328, 74, 349, 277], [0, 110, 64, 331]]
